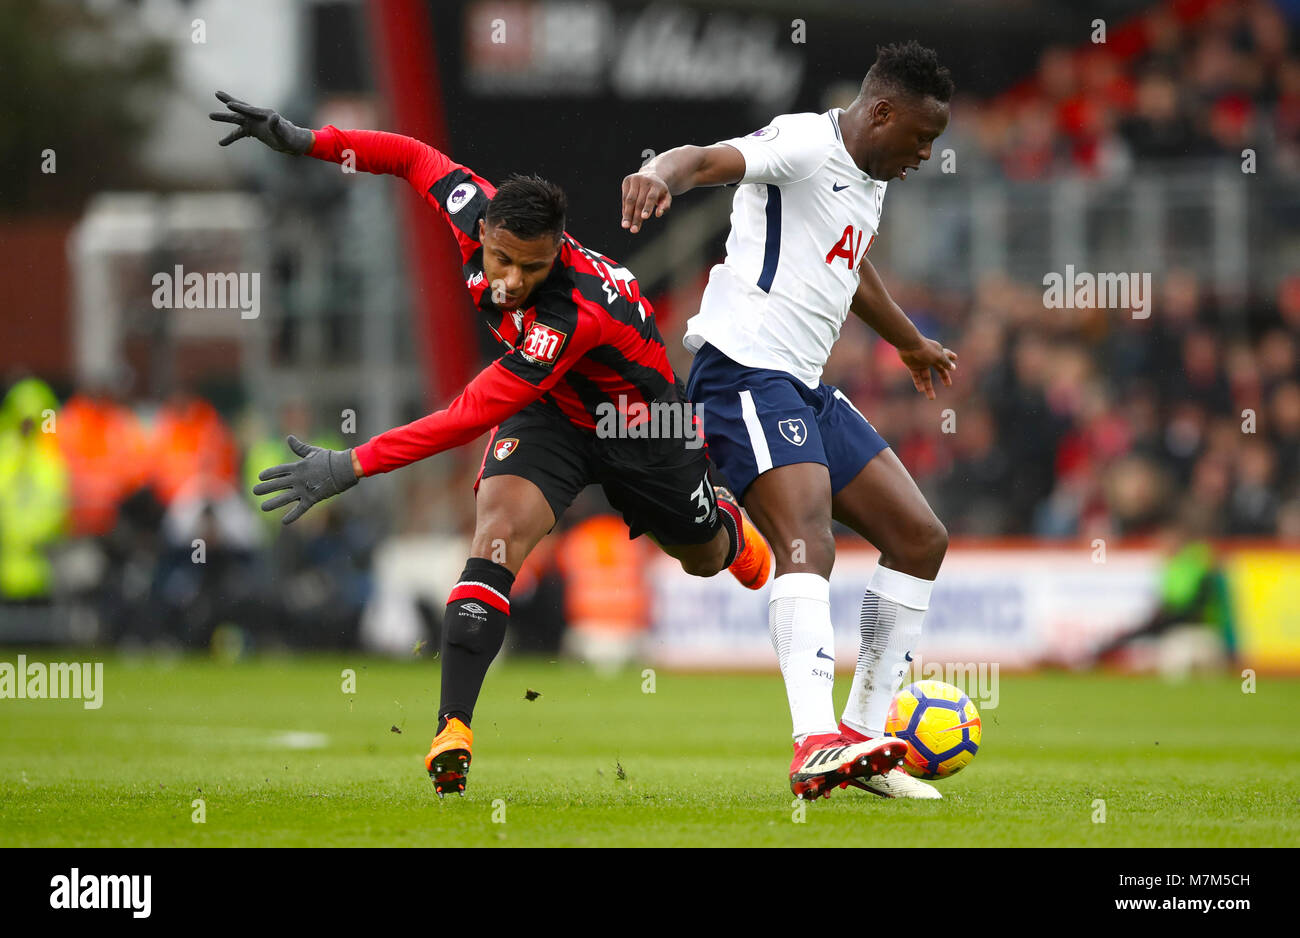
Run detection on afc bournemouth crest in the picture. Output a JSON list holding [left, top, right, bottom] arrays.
[[493, 438, 519, 461], [777, 418, 807, 446]]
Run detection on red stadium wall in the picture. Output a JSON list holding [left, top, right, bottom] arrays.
[[0, 217, 74, 384]]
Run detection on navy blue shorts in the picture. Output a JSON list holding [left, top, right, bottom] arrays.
[[686, 343, 889, 498]]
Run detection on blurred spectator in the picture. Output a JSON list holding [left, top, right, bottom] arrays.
[[1182, 328, 1234, 412], [985, 331, 1065, 522], [1091, 517, 1238, 669], [1257, 329, 1296, 397], [935, 401, 1013, 534], [1279, 497, 1300, 539], [0, 378, 69, 603], [55, 382, 149, 537], [1102, 455, 1171, 535], [149, 388, 239, 507], [147, 474, 266, 649], [1270, 381, 1300, 492], [1275, 58, 1300, 172], [1278, 275, 1300, 333], [266, 506, 375, 648], [1227, 439, 1280, 533], [1120, 70, 1198, 162], [240, 399, 372, 647], [505, 534, 567, 656], [556, 514, 653, 671]]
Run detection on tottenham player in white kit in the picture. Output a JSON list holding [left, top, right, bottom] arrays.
[[621, 42, 958, 800]]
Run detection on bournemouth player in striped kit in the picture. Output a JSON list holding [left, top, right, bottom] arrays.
[[211, 93, 771, 798]]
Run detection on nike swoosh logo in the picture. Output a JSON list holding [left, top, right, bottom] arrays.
[[832, 182, 850, 192], [943, 719, 980, 734], [904, 651, 913, 662], [816, 647, 834, 661]]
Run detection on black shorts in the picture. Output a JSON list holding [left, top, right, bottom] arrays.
[[476, 398, 721, 546]]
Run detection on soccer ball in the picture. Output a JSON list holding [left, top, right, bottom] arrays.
[[885, 680, 981, 779]]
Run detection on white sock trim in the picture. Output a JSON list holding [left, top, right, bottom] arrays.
[[867, 565, 934, 611], [840, 717, 872, 737], [769, 572, 830, 605]]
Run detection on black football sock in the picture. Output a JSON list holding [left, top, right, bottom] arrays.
[[437, 557, 514, 733]]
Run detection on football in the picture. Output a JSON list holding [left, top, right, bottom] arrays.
[[885, 680, 982, 779]]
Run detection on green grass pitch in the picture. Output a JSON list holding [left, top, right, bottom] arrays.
[[1, 653, 1295, 847]]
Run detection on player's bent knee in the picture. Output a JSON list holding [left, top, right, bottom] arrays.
[[931, 520, 950, 560], [892, 517, 948, 576], [669, 540, 728, 578], [918, 514, 948, 558], [679, 555, 724, 578], [470, 517, 535, 562]]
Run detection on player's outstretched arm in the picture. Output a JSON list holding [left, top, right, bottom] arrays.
[[211, 92, 472, 206], [851, 258, 957, 401], [621, 144, 745, 233], [209, 92, 314, 154], [347, 362, 553, 477], [251, 363, 546, 525]]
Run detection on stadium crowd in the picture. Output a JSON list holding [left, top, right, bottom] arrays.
[[956, 0, 1300, 178], [0, 379, 378, 649], [821, 268, 1300, 541]]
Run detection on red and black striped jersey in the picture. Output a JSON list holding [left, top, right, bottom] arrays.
[[308, 126, 679, 475]]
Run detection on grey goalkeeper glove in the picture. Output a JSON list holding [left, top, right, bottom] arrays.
[[209, 91, 314, 155], [253, 435, 358, 525]]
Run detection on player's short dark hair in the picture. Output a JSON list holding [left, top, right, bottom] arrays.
[[484, 174, 567, 243], [863, 41, 954, 104]]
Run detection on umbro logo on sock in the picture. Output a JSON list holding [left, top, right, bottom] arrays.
[[462, 603, 488, 615]]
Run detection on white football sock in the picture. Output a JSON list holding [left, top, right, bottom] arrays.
[[842, 565, 934, 738], [769, 573, 838, 741]]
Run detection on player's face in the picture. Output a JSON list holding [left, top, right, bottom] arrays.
[[873, 96, 949, 181], [479, 220, 561, 310]]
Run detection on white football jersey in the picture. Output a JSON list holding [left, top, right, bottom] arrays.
[[684, 109, 887, 387]]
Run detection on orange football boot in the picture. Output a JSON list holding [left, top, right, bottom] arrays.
[[715, 486, 771, 590], [425, 717, 473, 798]]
